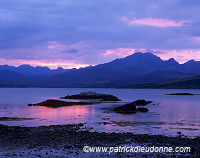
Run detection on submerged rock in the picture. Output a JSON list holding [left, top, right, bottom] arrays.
[[28, 99, 94, 108], [132, 99, 152, 106], [136, 108, 149, 112], [61, 91, 121, 101], [113, 99, 151, 114]]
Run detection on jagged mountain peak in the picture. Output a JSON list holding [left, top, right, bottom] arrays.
[[168, 58, 176, 61], [0, 64, 72, 76], [184, 59, 198, 64], [166, 58, 179, 65]]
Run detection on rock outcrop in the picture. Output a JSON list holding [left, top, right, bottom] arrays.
[[166, 93, 195, 95], [113, 99, 152, 114], [61, 91, 121, 101], [136, 108, 149, 112], [132, 99, 152, 106], [113, 102, 137, 114], [28, 99, 94, 108]]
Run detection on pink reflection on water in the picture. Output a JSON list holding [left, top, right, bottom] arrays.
[[29, 105, 90, 120]]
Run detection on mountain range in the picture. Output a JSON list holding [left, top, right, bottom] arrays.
[[0, 52, 200, 88], [0, 64, 75, 76]]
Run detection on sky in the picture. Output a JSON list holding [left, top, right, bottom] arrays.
[[0, 0, 200, 69]]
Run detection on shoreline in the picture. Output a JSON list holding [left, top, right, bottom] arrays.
[[0, 124, 199, 157]]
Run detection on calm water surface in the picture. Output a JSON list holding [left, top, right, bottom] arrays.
[[0, 88, 199, 137]]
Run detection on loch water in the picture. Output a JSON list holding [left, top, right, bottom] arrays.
[[0, 88, 199, 137]]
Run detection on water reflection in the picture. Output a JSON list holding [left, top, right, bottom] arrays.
[[0, 88, 199, 137]]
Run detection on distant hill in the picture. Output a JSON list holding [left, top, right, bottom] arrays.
[[0, 64, 75, 76], [180, 60, 200, 74], [0, 69, 48, 87], [124, 75, 200, 89], [103, 71, 197, 87], [0, 69, 26, 80]]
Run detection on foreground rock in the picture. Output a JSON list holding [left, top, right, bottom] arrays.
[[132, 99, 152, 106], [28, 99, 94, 108], [166, 93, 195, 95], [136, 107, 149, 112], [0, 124, 199, 158], [0, 117, 34, 121], [113, 102, 137, 114], [114, 99, 151, 114], [61, 91, 121, 101]]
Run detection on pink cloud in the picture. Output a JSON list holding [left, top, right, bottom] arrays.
[[48, 41, 59, 49], [193, 37, 200, 40], [48, 41, 57, 44], [48, 45, 57, 49], [103, 48, 200, 63], [155, 49, 200, 63], [123, 17, 190, 27], [0, 41, 100, 69], [103, 48, 147, 58], [0, 58, 89, 69], [151, 5, 158, 9], [121, 16, 128, 21]]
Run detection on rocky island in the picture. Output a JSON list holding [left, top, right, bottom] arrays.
[[131, 99, 152, 105], [28, 91, 121, 108], [28, 99, 94, 108], [113, 99, 151, 114], [61, 91, 121, 101], [165, 93, 196, 95]]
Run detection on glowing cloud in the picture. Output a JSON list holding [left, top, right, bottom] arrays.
[[151, 5, 158, 9], [193, 37, 200, 40], [104, 48, 147, 57], [0, 58, 89, 69], [103, 48, 200, 63], [48, 41, 59, 49], [123, 17, 190, 27], [155, 49, 200, 63]]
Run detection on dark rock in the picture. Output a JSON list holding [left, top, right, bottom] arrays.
[[166, 93, 195, 95], [61, 91, 121, 101], [113, 102, 137, 114], [63, 145, 73, 149], [77, 123, 84, 127], [132, 99, 152, 106], [0, 124, 8, 128], [113, 99, 151, 114], [28, 99, 94, 108], [136, 108, 149, 112], [0, 117, 34, 121], [177, 131, 181, 134]]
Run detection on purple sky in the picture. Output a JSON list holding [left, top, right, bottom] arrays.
[[1, 0, 200, 68]]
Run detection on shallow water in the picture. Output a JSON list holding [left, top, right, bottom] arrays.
[[0, 88, 199, 137]]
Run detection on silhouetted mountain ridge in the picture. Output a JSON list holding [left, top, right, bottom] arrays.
[[0, 52, 200, 88], [0, 64, 75, 76], [0, 69, 26, 80], [37, 52, 199, 87]]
